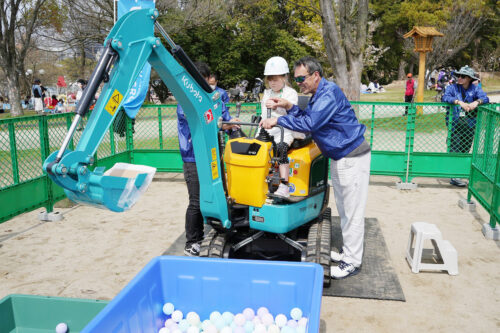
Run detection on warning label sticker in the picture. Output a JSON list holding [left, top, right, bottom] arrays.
[[211, 148, 217, 161], [104, 90, 123, 116], [211, 161, 219, 179]]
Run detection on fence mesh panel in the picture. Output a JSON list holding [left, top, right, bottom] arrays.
[[354, 103, 407, 152], [473, 105, 500, 180], [0, 126, 13, 188], [413, 104, 449, 153], [134, 107, 160, 150], [15, 119, 43, 182], [160, 105, 179, 150]]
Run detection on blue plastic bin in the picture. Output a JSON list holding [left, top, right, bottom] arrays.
[[83, 256, 323, 332]]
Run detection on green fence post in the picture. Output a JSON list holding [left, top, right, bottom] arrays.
[[126, 112, 134, 163], [158, 107, 164, 150], [403, 103, 416, 183], [369, 104, 375, 149], [38, 115, 54, 213], [446, 105, 453, 153], [8, 122, 19, 185], [109, 120, 116, 155], [492, 140, 500, 228]]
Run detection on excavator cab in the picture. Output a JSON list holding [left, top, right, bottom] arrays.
[[43, 8, 332, 285]]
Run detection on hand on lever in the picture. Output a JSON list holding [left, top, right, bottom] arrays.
[[222, 117, 241, 131], [259, 117, 278, 129]]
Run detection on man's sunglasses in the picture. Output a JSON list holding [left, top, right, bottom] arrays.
[[457, 74, 470, 79], [294, 73, 313, 83]]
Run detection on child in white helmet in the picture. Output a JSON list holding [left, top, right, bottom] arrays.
[[260, 56, 305, 198]]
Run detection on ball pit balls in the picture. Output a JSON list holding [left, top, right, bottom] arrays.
[[186, 326, 199, 333], [171, 310, 183, 322], [186, 311, 200, 326], [158, 328, 169, 333], [234, 313, 246, 326], [298, 317, 308, 327], [243, 307, 255, 320], [209, 311, 222, 322], [290, 307, 302, 321], [275, 313, 287, 327], [222, 311, 235, 325], [55, 323, 68, 333], [163, 302, 175, 315], [256, 306, 269, 318]]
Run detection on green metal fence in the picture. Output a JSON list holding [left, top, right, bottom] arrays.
[[467, 104, 499, 228], [1, 102, 498, 224]]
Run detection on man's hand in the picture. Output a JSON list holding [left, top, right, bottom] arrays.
[[266, 97, 292, 111], [222, 117, 241, 131], [259, 117, 278, 129], [468, 101, 479, 111], [458, 101, 471, 112]]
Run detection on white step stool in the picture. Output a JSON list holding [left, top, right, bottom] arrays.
[[406, 222, 458, 275]]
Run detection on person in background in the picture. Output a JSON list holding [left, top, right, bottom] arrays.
[[32, 79, 44, 114], [442, 65, 489, 187], [178, 62, 240, 257], [404, 73, 416, 115], [75, 79, 87, 105], [259, 56, 304, 198], [261, 56, 371, 279], [56, 99, 65, 113], [49, 95, 58, 112]]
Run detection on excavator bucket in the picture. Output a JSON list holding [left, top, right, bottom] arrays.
[[45, 150, 156, 212]]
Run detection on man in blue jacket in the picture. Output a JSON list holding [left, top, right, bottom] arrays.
[[261, 56, 371, 279], [442, 65, 489, 187], [177, 62, 239, 256]]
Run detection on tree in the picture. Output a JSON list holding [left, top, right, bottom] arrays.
[[0, 0, 51, 116], [401, 0, 486, 78], [290, 0, 369, 101]]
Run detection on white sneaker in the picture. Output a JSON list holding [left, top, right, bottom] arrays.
[[330, 261, 360, 279], [274, 183, 290, 198], [330, 249, 344, 262]]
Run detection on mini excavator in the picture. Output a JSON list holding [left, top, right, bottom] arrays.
[[43, 9, 332, 285]]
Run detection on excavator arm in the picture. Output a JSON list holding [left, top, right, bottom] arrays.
[[43, 8, 231, 228]]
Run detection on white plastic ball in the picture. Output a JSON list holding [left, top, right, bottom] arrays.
[[275, 314, 287, 328], [204, 323, 217, 333], [186, 326, 199, 333], [163, 302, 175, 315], [242, 307, 255, 320], [290, 308, 302, 321], [220, 326, 233, 333], [267, 324, 280, 333], [254, 323, 267, 333], [186, 312, 200, 326], [209, 311, 222, 322], [252, 316, 262, 326], [257, 307, 269, 318], [159, 328, 170, 333], [234, 326, 246, 333], [214, 317, 226, 330], [234, 313, 246, 326], [287, 319, 298, 328], [297, 317, 308, 327], [171, 329, 182, 333], [178, 319, 189, 332], [261, 313, 274, 326], [55, 323, 68, 333], [281, 327, 295, 333], [296, 326, 306, 333], [222, 311, 234, 325], [171, 310, 183, 323], [165, 318, 176, 328], [243, 320, 254, 333]]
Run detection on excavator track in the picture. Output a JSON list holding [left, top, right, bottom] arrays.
[[199, 229, 228, 258], [304, 208, 332, 287]]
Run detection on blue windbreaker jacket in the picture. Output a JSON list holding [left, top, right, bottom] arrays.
[[277, 78, 366, 160], [177, 87, 231, 162], [441, 83, 489, 127]]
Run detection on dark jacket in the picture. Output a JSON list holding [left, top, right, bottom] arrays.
[[277, 78, 366, 160], [177, 87, 231, 162], [442, 83, 489, 127]]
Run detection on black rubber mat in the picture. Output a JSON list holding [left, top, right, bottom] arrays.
[[324, 217, 405, 301], [162, 217, 405, 302]]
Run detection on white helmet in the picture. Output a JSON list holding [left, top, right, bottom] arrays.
[[264, 56, 289, 76]]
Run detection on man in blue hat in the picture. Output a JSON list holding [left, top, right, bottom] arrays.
[[442, 65, 489, 187]]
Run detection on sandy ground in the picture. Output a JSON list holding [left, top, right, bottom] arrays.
[[0, 173, 499, 332]]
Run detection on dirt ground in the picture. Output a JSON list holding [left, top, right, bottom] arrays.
[[0, 173, 498, 332]]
